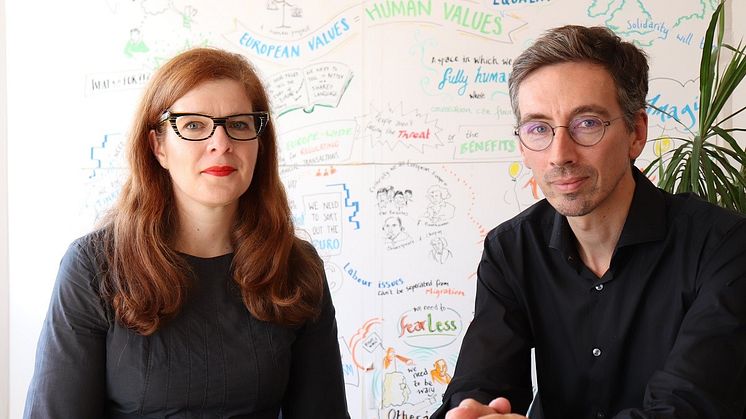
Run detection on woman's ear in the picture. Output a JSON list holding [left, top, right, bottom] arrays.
[[149, 130, 168, 169]]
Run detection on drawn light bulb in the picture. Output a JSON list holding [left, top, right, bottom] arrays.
[[654, 137, 673, 157], [508, 161, 522, 181]]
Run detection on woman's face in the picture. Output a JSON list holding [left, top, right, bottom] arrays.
[[151, 78, 260, 214]]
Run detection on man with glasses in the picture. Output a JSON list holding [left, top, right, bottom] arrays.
[[432, 25, 746, 419]]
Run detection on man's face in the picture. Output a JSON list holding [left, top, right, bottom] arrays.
[[516, 61, 646, 217], [384, 218, 401, 237]]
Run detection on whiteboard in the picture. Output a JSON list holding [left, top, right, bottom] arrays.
[[6, 0, 743, 418], [1, 0, 9, 416]]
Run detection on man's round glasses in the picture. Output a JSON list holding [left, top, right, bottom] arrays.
[[514, 115, 625, 151], [159, 111, 269, 141]]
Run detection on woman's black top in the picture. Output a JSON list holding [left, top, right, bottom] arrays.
[[24, 231, 350, 418]]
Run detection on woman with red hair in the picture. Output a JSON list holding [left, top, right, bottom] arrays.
[[24, 47, 349, 419]]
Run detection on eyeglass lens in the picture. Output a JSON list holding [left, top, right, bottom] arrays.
[[173, 114, 263, 141], [517, 116, 606, 150]]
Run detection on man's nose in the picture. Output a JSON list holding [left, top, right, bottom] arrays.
[[547, 126, 578, 167]]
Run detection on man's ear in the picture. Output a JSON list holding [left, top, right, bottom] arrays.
[[629, 110, 648, 161], [149, 130, 168, 169]]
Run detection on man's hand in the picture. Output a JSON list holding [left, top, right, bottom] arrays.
[[444, 397, 528, 419]]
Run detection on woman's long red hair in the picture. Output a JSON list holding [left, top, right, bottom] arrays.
[[98, 47, 324, 335]]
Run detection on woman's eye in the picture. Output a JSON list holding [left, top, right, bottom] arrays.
[[229, 121, 250, 130], [183, 121, 205, 130]]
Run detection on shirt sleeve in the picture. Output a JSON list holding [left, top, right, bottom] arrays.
[[281, 271, 351, 419], [614, 220, 746, 419], [430, 234, 534, 419], [23, 239, 109, 419]]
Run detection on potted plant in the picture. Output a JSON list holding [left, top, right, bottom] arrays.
[[644, 1, 746, 213]]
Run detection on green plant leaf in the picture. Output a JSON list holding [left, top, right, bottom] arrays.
[[651, 1, 746, 213], [698, 2, 722, 130], [711, 126, 746, 162]]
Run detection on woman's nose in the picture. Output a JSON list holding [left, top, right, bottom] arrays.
[[208, 126, 233, 153]]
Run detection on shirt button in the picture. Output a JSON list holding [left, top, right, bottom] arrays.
[[592, 348, 602, 357], [595, 284, 604, 291]]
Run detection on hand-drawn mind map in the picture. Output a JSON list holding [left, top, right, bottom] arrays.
[[82, 1, 718, 417]]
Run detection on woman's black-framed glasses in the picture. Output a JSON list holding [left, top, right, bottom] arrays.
[[514, 115, 625, 151], [159, 111, 269, 141]]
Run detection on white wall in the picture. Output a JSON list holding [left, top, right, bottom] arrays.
[[731, 0, 746, 136], [1, 0, 10, 416]]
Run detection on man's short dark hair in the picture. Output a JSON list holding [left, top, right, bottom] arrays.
[[508, 25, 649, 131]]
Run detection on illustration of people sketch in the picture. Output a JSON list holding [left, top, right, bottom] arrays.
[[376, 187, 390, 211], [382, 216, 413, 249], [429, 236, 453, 264], [392, 191, 407, 210], [377, 186, 411, 215], [430, 359, 452, 385], [420, 185, 455, 225]]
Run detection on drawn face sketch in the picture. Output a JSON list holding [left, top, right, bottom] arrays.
[[383, 216, 403, 239], [377, 189, 388, 207], [393, 191, 406, 208], [427, 185, 451, 204], [431, 237, 446, 252], [427, 187, 442, 204], [387, 187, 396, 201], [431, 358, 452, 385]]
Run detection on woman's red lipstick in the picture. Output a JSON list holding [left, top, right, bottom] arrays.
[[203, 166, 236, 176]]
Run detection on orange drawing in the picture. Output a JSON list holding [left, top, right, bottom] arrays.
[[315, 166, 337, 176], [523, 176, 539, 200], [383, 347, 414, 371], [430, 358, 452, 385], [348, 317, 383, 371]]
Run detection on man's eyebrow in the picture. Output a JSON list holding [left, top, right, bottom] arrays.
[[571, 105, 611, 118], [519, 105, 612, 124], [519, 112, 550, 123]]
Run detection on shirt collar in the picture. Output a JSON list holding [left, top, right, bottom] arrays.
[[549, 211, 575, 254], [548, 167, 667, 253], [616, 167, 667, 248]]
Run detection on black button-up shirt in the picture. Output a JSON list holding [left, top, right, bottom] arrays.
[[432, 169, 746, 419]]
